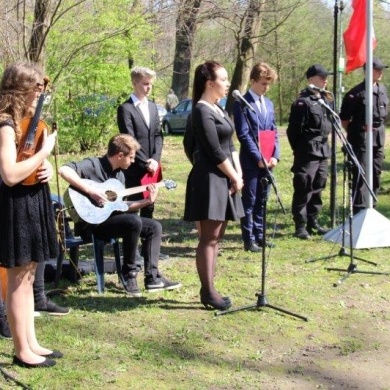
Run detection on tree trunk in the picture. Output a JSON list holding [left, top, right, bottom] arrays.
[[28, 0, 50, 66], [171, 0, 202, 101], [226, 0, 265, 114], [274, 30, 284, 126]]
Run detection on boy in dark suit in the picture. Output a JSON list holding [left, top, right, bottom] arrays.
[[117, 66, 163, 220], [233, 62, 280, 252]]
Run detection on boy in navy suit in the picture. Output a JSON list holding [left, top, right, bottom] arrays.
[[233, 62, 280, 252]]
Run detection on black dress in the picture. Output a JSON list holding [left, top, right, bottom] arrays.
[[184, 102, 244, 222], [0, 121, 58, 268]]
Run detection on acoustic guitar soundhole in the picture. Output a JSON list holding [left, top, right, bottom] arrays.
[[105, 190, 117, 202]]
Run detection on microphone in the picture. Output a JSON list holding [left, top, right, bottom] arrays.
[[232, 90, 256, 112], [308, 84, 331, 94]]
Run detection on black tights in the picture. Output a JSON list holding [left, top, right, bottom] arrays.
[[196, 220, 228, 302]]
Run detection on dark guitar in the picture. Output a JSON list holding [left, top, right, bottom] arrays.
[[64, 178, 177, 225]]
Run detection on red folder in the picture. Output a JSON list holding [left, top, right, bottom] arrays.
[[258, 130, 275, 162], [140, 164, 163, 198]]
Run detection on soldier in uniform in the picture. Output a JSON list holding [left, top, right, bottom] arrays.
[[287, 64, 333, 239], [339, 57, 389, 214]]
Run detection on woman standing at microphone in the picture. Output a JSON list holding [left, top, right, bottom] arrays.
[[184, 61, 244, 311], [0, 62, 59, 368]]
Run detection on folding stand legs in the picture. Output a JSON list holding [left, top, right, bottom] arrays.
[[216, 178, 308, 321], [306, 158, 369, 265], [324, 161, 388, 286], [326, 211, 388, 286]]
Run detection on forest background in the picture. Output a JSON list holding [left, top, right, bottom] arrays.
[[1, 0, 390, 153]]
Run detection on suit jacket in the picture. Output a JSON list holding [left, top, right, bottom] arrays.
[[233, 91, 280, 170], [117, 96, 163, 184]]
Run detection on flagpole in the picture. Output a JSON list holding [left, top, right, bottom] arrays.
[[330, 0, 339, 228], [365, 0, 374, 208], [330, 0, 345, 228]]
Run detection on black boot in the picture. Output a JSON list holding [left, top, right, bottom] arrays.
[[307, 220, 329, 235], [294, 227, 312, 240], [0, 300, 11, 339]]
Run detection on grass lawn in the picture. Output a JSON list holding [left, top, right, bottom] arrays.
[[1, 129, 390, 389]]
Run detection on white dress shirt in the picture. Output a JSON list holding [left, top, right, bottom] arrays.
[[131, 94, 150, 127]]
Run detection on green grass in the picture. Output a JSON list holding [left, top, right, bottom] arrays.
[[1, 130, 390, 389]]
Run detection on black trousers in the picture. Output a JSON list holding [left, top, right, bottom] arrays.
[[291, 157, 328, 228], [240, 167, 270, 244], [91, 213, 162, 282], [351, 145, 384, 213], [33, 261, 46, 303]]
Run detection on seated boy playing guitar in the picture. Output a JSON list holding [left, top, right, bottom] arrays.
[[59, 134, 181, 297]]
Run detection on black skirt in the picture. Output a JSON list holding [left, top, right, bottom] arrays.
[[0, 182, 58, 268], [184, 164, 244, 222]]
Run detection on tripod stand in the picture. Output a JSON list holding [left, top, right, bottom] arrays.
[[306, 150, 373, 265], [325, 156, 388, 285], [311, 98, 388, 285], [217, 102, 307, 320], [217, 176, 307, 321]]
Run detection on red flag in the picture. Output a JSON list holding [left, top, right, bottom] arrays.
[[343, 0, 377, 73]]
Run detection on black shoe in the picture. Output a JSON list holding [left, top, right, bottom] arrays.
[[123, 272, 142, 297], [256, 240, 275, 248], [13, 355, 56, 368], [244, 241, 262, 252], [200, 294, 232, 311], [40, 350, 63, 359], [158, 252, 169, 260], [294, 228, 312, 240], [200, 287, 230, 304], [145, 276, 182, 292], [0, 305, 11, 339], [34, 297, 70, 316], [307, 221, 329, 235]]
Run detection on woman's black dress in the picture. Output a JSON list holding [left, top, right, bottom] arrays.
[[0, 121, 58, 268], [184, 103, 244, 222]]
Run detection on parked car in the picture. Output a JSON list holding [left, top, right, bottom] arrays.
[[162, 97, 227, 134], [156, 104, 167, 126]]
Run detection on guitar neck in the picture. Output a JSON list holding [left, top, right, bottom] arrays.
[[118, 181, 166, 198]]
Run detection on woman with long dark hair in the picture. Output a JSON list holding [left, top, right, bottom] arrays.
[[184, 61, 244, 310], [0, 62, 59, 368]]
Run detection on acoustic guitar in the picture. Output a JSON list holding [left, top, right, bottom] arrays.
[[64, 178, 177, 225]]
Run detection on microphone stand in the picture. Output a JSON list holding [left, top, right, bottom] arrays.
[[307, 97, 388, 285], [217, 101, 307, 321]]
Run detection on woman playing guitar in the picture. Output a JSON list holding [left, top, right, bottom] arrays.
[[0, 62, 59, 367]]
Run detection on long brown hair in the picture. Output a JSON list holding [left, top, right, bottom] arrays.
[[0, 61, 43, 141]]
